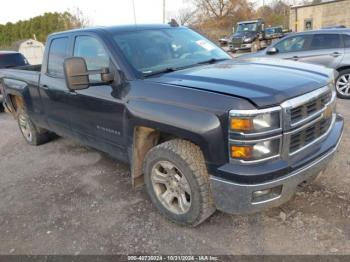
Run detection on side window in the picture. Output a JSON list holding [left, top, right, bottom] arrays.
[[274, 35, 310, 53], [343, 34, 350, 48], [73, 36, 109, 70], [47, 37, 69, 77], [310, 34, 341, 50]]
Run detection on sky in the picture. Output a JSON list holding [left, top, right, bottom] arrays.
[[0, 0, 190, 26]]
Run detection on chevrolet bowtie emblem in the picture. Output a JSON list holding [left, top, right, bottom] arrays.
[[324, 105, 332, 119]]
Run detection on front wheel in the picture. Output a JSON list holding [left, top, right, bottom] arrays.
[[335, 69, 350, 99], [251, 41, 259, 53], [143, 139, 216, 226]]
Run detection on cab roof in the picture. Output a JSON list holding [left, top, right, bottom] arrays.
[[49, 24, 184, 37]]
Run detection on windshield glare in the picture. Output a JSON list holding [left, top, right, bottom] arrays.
[[113, 28, 231, 76], [236, 23, 257, 32]]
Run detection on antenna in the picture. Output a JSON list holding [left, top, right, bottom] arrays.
[[163, 0, 166, 23], [132, 0, 137, 24]]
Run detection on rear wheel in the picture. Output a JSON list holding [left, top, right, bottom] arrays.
[[144, 139, 216, 226], [17, 108, 51, 145], [336, 69, 350, 99]]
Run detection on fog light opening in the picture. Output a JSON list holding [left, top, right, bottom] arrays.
[[252, 185, 283, 203]]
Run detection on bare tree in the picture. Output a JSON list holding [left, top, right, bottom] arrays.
[[67, 7, 92, 28], [169, 8, 196, 25], [192, 0, 252, 18]]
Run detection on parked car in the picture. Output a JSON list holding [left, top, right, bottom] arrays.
[[240, 29, 350, 99], [264, 26, 284, 40], [0, 24, 343, 226], [0, 51, 29, 107]]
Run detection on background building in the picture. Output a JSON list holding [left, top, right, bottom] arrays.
[[290, 0, 350, 32]]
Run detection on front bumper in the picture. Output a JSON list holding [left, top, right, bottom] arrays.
[[229, 43, 251, 51], [210, 114, 344, 214]]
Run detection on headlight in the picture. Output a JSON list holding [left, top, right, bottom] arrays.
[[230, 107, 281, 135], [244, 37, 252, 42], [230, 138, 281, 162], [229, 107, 282, 163]]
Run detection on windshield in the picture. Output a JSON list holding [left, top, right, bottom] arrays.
[[236, 23, 257, 32], [0, 53, 29, 68], [265, 28, 275, 34], [113, 28, 231, 76]]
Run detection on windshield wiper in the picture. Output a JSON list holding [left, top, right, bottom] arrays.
[[196, 58, 230, 65], [143, 67, 177, 77], [142, 58, 230, 77]]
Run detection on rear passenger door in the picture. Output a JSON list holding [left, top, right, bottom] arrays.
[[299, 33, 344, 68], [39, 36, 74, 137]]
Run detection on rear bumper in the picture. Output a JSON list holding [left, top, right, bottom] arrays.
[[210, 115, 344, 214]]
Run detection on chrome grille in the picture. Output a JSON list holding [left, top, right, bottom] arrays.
[[290, 91, 332, 125], [281, 85, 336, 156], [289, 117, 332, 154]]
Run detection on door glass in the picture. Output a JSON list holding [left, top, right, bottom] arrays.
[[274, 35, 309, 53], [310, 34, 341, 50], [47, 37, 69, 77], [343, 34, 350, 48], [74, 36, 109, 70]]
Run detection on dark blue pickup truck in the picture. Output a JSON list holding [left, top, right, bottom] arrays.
[[0, 24, 344, 226]]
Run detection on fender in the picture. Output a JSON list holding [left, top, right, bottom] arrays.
[[1, 78, 30, 115], [126, 98, 227, 168]]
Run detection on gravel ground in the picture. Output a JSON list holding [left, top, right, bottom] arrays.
[[0, 99, 349, 255]]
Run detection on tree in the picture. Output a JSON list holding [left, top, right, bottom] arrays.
[[189, 0, 255, 41], [172, 8, 196, 25], [0, 10, 91, 49], [256, 0, 290, 28]]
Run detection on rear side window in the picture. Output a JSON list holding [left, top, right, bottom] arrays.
[[0, 53, 28, 68], [47, 37, 69, 77], [274, 35, 310, 53], [343, 34, 350, 48], [310, 34, 341, 50]]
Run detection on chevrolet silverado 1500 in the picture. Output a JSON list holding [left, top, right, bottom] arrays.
[[0, 24, 344, 226]]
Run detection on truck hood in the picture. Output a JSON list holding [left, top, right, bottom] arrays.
[[145, 58, 333, 108]]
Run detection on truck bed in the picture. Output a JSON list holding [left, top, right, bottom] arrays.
[[0, 65, 41, 86]]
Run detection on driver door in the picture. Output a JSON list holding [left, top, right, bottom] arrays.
[[68, 34, 128, 161]]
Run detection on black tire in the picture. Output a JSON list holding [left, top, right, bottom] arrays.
[[143, 139, 216, 226], [17, 108, 51, 145], [335, 69, 350, 99]]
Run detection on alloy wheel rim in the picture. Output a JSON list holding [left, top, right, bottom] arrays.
[[151, 161, 191, 215], [336, 74, 350, 97], [19, 114, 32, 142]]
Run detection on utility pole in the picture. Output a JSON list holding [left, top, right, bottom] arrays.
[[163, 0, 166, 23], [132, 0, 137, 24]]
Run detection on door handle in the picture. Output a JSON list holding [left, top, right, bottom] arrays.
[[41, 84, 49, 90], [331, 52, 341, 57], [291, 56, 299, 61]]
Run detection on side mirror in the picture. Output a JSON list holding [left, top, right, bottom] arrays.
[[64, 57, 116, 91], [64, 57, 90, 90], [266, 47, 278, 55]]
